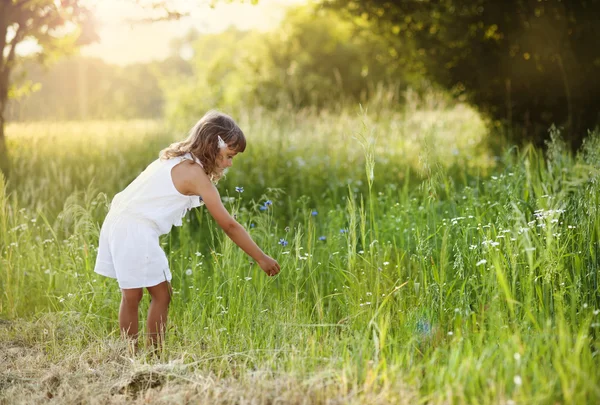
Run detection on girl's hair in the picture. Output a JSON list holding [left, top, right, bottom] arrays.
[[160, 110, 246, 182]]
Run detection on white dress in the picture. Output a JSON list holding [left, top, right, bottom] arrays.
[[94, 152, 204, 289]]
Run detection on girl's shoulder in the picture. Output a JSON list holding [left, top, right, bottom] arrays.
[[162, 152, 203, 167], [182, 152, 203, 167], [171, 157, 206, 195], [171, 154, 204, 178]]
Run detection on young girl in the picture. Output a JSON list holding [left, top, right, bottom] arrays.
[[94, 110, 280, 348]]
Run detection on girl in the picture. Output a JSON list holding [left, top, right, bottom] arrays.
[[94, 110, 280, 348]]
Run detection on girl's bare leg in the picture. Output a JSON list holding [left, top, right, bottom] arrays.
[[119, 288, 144, 348], [146, 281, 172, 348]]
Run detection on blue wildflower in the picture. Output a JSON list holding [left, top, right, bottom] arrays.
[[318, 236, 326, 241], [311, 210, 318, 216], [250, 223, 255, 228], [416, 318, 432, 336], [259, 206, 267, 211], [265, 200, 273, 206], [340, 229, 347, 234], [279, 238, 288, 247], [235, 186, 244, 193]]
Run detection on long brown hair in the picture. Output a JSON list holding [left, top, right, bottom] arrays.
[[160, 111, 246, 182]]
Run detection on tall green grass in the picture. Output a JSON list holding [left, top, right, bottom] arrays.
[[1, 104, 599, 404]]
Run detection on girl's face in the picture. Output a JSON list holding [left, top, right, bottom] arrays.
[[217, 147, 238, 171]]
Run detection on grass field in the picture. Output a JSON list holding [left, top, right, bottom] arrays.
[[1, 103, 599, 404]]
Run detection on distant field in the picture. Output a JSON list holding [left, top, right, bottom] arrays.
[[1, 105, 599, 404]]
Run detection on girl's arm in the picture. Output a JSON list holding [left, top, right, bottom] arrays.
[[180, 163, 280, 276]]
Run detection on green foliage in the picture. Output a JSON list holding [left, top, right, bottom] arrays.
[[326, 0, 600, 148], [1, 110, 600, 403], [162, 5, 421, 125], [6, 4, 426, 126], [161, 28, 262, 126], [249, 6, 411, 108]]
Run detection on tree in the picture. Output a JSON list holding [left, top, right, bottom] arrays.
[[326, 0, 600, 149], [0, 0, 96, 173], [160, 6, 421, 123], [248, 6, 416, 109]]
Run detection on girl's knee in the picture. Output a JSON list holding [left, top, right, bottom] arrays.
[[147, 282, 172, 305], [152, 290, 171, 306], [121, 288, 143, 305]]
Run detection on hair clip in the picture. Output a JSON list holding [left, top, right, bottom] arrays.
[[218, 135, 227, 149]]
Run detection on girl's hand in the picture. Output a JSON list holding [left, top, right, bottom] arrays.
[[184, 166, 280, 275], [258, 255, 280, 276]]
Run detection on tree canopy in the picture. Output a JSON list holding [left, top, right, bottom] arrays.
[[326, 0, 600, 148]]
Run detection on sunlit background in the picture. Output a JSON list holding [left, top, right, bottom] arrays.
[[81, 0, 305, 65]]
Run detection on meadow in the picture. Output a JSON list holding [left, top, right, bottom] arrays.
[[1, 100, 599, 404]]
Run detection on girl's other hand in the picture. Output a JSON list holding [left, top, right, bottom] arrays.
[[258, 255, 280, 276]]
